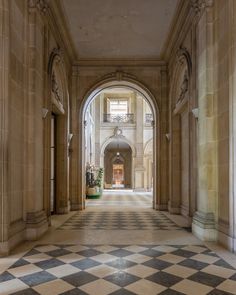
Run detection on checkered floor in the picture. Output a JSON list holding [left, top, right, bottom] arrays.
[[1, 244, 236, 295], [86, 190, 153, 208], [59, 211, 183, 230]]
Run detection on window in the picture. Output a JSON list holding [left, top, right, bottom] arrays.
[[108, 99, 128, 114]]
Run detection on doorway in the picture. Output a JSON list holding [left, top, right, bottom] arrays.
[[50, 113, 56, 214], [113, 164, 124, 188]]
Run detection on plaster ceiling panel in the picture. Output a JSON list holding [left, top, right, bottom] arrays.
[[60, 0, 180, 59]]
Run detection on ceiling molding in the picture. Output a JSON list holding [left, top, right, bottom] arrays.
[[48, 0, 78, 62], [160, 0, 186, 60], [163, 0, 194, 62], [74, 58, 166, 67]]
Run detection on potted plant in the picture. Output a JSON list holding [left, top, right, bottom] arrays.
[[86, 166, 103, 199], [95, 168, 104, 194]]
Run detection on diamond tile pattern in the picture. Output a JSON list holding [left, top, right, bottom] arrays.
[[59, 211, 183, 230], [1, 244, 235, 295]]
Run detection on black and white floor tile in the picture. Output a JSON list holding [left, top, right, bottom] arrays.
[[86, 191, 153, 208], [1, 244, 235, 295], [58, 211, 183, 231]]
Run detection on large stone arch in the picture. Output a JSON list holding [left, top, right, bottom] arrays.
[[43, 48, 70, 217], [72, 72, 161, 210], [100, 136, 137, 157]]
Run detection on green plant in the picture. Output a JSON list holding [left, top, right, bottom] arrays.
[[95, 168, 103, 188]]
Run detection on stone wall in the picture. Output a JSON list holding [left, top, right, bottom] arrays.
[[0, 0, 72, 255], [167, 0, 236, 251]]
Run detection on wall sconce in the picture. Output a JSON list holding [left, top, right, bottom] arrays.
[[68, 133, 73, 144], [68, 134, 73, 157], [166, 133, 170, 141], [42, 108, 49, 119], [192, 108, 199, 119]]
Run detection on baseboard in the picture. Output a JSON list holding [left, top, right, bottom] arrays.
[[218, 230, 236, 252], [0, 228, 26, 256]]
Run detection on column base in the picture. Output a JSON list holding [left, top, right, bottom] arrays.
[[133, 188, 146, 192], [26, 210, 48, 240], [57, 200, 71, 214], [156, 204, 168, 211], [168, 201, 181, 214], [0, 220, 26, 256], [192, 211, 217, 241], [70, 203, 84, 211]]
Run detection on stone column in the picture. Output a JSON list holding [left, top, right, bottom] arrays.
[[192, 1, 217, 240], [157, 68, 169, 210], [25, 3, 48, 240], [0, 0, 10, 255], [230, 0, 236, 252], [134, 94, 145, 191], [95, 94, 101, 167], [70, 67, 81, 210]]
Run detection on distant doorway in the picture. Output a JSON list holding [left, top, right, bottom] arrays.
[[113, 164, 124, 188], [104, 141, 132, 189]]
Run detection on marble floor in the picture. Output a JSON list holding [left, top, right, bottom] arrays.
[[1, 190, 236, 295]]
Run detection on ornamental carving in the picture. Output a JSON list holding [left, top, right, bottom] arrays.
[[28, 0, 48, 13], [191, 0, 214, 14], [174, 46, 191, 104], [101, 70, 137, 82], [177, 70, 189, 103], [51, 71, 63, 104]]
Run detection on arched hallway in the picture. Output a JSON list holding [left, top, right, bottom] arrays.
[[2, 0, 236, 293]]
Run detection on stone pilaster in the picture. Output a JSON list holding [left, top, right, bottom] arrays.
[[95, 95, 101, 166], [157, 68, 169, 210], [70, 68, 82, 210], [0, 0, 10, 255], [25, 3, 48, 238], [134, 94, 145, 190], [192, 1, 217, 240]]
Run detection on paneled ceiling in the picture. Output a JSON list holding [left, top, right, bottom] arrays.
[[60, 0, 180, 59]]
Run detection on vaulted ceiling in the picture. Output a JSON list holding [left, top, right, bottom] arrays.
[[60, 0, 180, 59]]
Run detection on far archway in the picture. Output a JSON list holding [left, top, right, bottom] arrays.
[[73, 77, 161, 211], [104, 140, 132, 189], [82, 83, 156, 209]]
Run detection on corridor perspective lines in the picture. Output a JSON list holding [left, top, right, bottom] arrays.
[[0, 191, 236, 295]]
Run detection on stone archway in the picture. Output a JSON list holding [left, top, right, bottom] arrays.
[[103, 140, 132, 189], [74, 76, 160, 210]]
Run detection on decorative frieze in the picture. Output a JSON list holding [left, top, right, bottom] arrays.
[[100, 70, 137, 82]]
